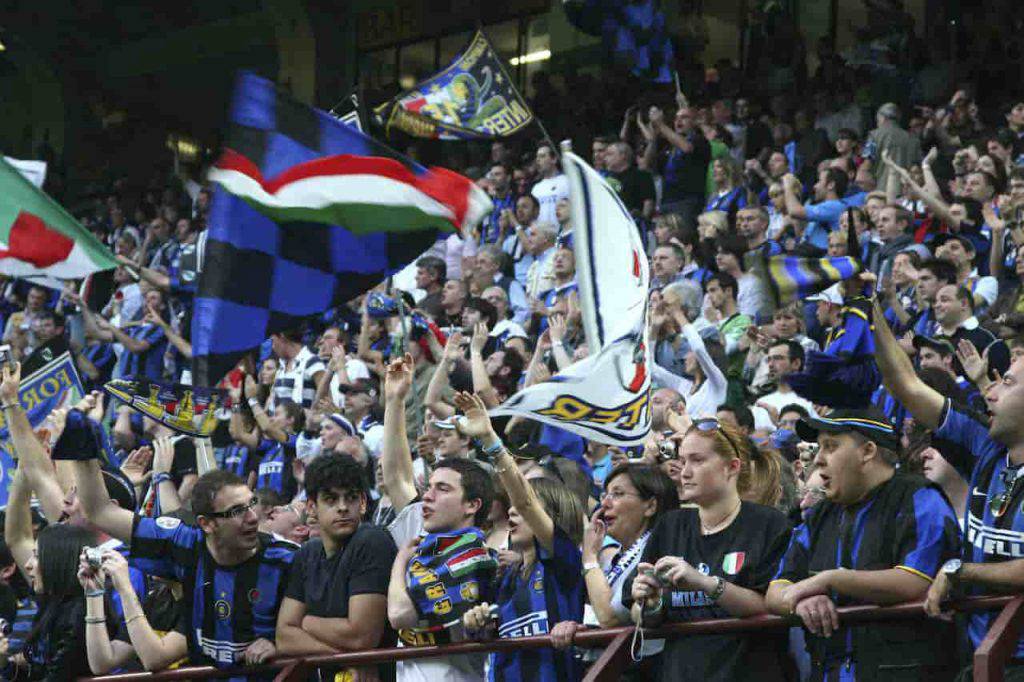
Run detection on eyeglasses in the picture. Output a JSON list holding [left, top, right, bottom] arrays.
[[692, 417, 742, 461], [203, 497, 258, 520], [601, 490, 644, 503]]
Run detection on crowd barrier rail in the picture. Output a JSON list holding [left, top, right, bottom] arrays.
[[81, 594, 1024, 682]]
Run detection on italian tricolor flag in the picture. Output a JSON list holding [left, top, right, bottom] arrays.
[[0, 157, 117, 281], [722, 552, 745, 575], [207, 149, 492, 236]]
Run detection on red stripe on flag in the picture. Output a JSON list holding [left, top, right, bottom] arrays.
[[213, 149, 475, 230], [0, 211, 74, 267]]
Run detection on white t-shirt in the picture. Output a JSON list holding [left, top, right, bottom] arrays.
[[327, 357, 372, 408], [531, 174, 569, 227], [387, 502, 487, 682]]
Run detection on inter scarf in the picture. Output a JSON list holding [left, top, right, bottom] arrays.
[[405, 527, 497, 627]]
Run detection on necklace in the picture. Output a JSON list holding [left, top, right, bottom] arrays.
[[700, 499, 742, 535]]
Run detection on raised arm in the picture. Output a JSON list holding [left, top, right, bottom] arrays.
[[381, 354, 418, 512], [72, 457, 135, 544], [144, 306, 191, 358], [781, 174, 809, 221], [469, 324, 500, 407], [0, 364, 68, 523], [682, 323, 728, 397], [425, 332, 460, 418], [4, 470, 34, 579], [244, 375, 289, 444], [454, 392, 555, 551], [871, 295, 944, 428]]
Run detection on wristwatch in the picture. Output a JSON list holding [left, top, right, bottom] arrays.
[[941, 558, 963, 582], [582, 561, 601, 575]]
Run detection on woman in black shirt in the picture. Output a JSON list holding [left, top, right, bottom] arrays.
[[631, 418, 795, 682]]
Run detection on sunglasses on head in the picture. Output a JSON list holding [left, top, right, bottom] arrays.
[[692, 417, 742, 461]]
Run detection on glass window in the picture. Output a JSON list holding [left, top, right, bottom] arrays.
[[522, 15, 551, 96], [440, 31, 473, 67], [364, 48, 397, 92], [399, 39, 437, 83], [486, 19, 519, 61]]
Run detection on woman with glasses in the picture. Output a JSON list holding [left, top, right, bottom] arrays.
[[631, 418, 794, 682], [567, 464, 678, 674]]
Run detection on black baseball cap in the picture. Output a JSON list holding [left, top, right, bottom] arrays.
[[796, 407, 900, 451], [912, 334, 955, 356]]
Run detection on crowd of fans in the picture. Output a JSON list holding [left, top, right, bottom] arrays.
[[3, 63, 1024, 682]]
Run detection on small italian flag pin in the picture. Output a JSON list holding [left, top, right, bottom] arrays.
[[722, 552, 746, 575]]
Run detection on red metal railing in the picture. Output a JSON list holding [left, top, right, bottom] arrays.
[[81, 595, 1023, 682]]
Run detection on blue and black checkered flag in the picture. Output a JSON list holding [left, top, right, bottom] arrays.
[[563, 0, 675, 83], [193, 72, 491, 386]]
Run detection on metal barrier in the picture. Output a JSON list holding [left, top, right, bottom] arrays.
[[81, 595, 1022, 682]]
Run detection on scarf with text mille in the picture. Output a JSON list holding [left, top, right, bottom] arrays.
[[405, 528, 498, 634]]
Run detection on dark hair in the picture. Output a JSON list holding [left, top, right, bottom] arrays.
[[823, 167, 849, 198], [255, 487, 285, 507], [706, 271, 739, 299], [305, 452, 367, 501], [465, 297, 499, 329], [604, 463, 679, 520], [275, 398, 305, 433], [717, 403, 755, 432], [716, 233, 748, 270], [37, 310, 65, 328], [954, 284, 975, 312], [919, 258, 958, 284], [415, 256, 447, 282], [489, 162, 513, 176], [517, 193, 540, 212], [432, 458, 495, 527], [190, 470, 249, 518], [779, 403, 810, 420], [770, 339, 805, 369], [37, 524, 94, 597], [273, 328, 303, 345]]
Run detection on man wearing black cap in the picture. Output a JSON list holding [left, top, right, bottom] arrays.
[[913, 334, 985, 412], [932, 233, 999, 314], [765, 406, 961, 681]]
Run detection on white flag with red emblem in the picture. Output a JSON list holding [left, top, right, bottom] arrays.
[[490, 149, 651, 445]]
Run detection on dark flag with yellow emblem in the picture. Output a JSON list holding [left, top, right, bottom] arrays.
[[374, 31, 535, 140], [103, 377, 225, 437]]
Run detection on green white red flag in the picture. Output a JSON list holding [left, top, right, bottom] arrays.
[[0, 157, 117, 282]]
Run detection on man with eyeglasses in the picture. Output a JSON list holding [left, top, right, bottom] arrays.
[[765, 406, 961, 680], [73, 463, 296, 670], [872, 296, 1024, 680], [276, 452, 397, 679]]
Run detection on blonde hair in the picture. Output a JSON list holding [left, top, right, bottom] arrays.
[[697, 210, 730, 236], [688, 420, 784, 507]]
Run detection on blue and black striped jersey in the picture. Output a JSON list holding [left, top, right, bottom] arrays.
[[129, 515, 295, 669]]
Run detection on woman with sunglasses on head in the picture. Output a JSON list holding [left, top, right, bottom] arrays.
[[631, 417, 795, 682]]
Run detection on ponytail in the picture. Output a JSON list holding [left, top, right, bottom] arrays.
[[741, 445, 785, 508]]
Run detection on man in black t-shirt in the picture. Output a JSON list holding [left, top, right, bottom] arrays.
[[275, 452, 397, 678], [604, 140, 655, 221]]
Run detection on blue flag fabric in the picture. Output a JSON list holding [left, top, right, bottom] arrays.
[[563, 0, 675, 83], [192, 72, 453, 386], [373, 31, 534, 140], [0, 352, 85, 506]]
